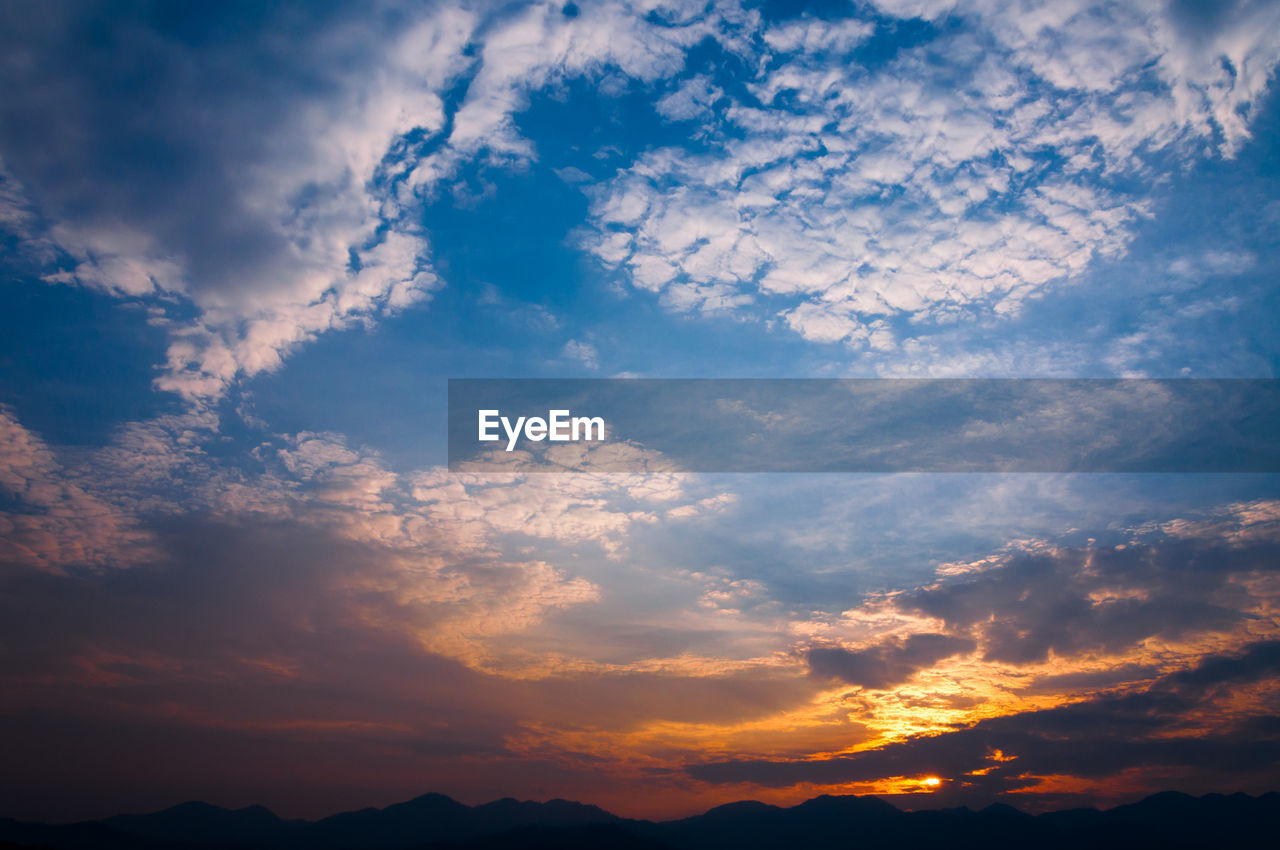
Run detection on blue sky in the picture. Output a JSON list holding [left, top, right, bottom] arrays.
[[3, 0, 1280, 822]]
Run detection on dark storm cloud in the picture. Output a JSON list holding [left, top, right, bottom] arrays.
[[1163, 640, 1280, 692], [897, 538, 1280, 665], [806, 633, 976, 689], [687, 640, 1280, 794], [1025, 662, 1164, 694]]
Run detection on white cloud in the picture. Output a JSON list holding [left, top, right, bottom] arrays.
[[42, 221, 186, 297], [1168, 248, 1257, 280], [762, 16, 874, 55], [9, 8, 473, 406], [562, 338, 600, 369], [3, 1, 775, 408], [656, 75, 723, 122], [7, 0, 1277, 401], [402, 1, 757, 189], [579, 1, 1280, 351]]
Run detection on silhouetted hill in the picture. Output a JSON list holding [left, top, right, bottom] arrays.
[[638, 793, 904, 849], [422, 823, 672, 850], [3, 790, 1280, 850], [105, 801, 297, 845], [289, 794, 618, 849], [296, 793, 471, 849]]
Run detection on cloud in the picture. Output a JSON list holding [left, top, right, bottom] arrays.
[[4, 405, 1280, 812], [0, 403, 743, 675], [0, 514, 538, 819], [807, 633, 977, 689], [706, 493, 1280, 791], [0, 407, 156, 572], [562, 338, 601, 369], [579, 1, 1280, 350], [0, 0, 788, 407], [0, 502, 819, 820], [687, 638, 1280, 800], [0, 2, 473, 404], [1163, 638, 1280, 693], [896, 531, 1279, 665], [788, 497, 1280, 684], [656, 74, 724, 122], [761, 16, 874, 55], [2, 2, 1278, 819], [430, 0, 718, 161], [8, 0, 1271, 401]]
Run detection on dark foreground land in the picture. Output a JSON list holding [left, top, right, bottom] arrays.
[[3, 790, 1278, 850]]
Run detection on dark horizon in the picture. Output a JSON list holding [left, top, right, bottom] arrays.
[[22, 786, 1280, 823], [6, 788, 1280, 850]]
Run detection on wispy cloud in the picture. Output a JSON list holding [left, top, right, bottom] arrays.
[[561, 338, 600, 369], [0, 407, 156, 572]]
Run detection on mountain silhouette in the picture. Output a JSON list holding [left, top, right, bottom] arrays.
[[104, 800, 300, 845], [2, 790, 1279, 850]]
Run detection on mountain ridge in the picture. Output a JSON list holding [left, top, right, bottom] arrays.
[[3, 789, 1279, 850]]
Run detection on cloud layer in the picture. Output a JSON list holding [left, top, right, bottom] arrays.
[[581, 0, 1280, 349], [4, 1, 1275, 405]]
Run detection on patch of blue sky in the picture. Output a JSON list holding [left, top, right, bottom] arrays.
[[0, 279, 177, 446]]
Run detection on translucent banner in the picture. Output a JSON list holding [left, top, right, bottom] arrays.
[[447, 379, 1280, 473]]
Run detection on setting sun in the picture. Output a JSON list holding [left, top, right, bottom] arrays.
[[923, 778, 942, 788]]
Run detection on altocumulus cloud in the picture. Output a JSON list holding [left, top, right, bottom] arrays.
[[1, 1, 1275, 409], [0, 1, 756, 405], [581, 0, 1280, 349]]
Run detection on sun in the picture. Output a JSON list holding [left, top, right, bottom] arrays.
[[922, 777, 942, 788]]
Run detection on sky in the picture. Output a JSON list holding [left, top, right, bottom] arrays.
[[2, 0, 1280, 823]]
